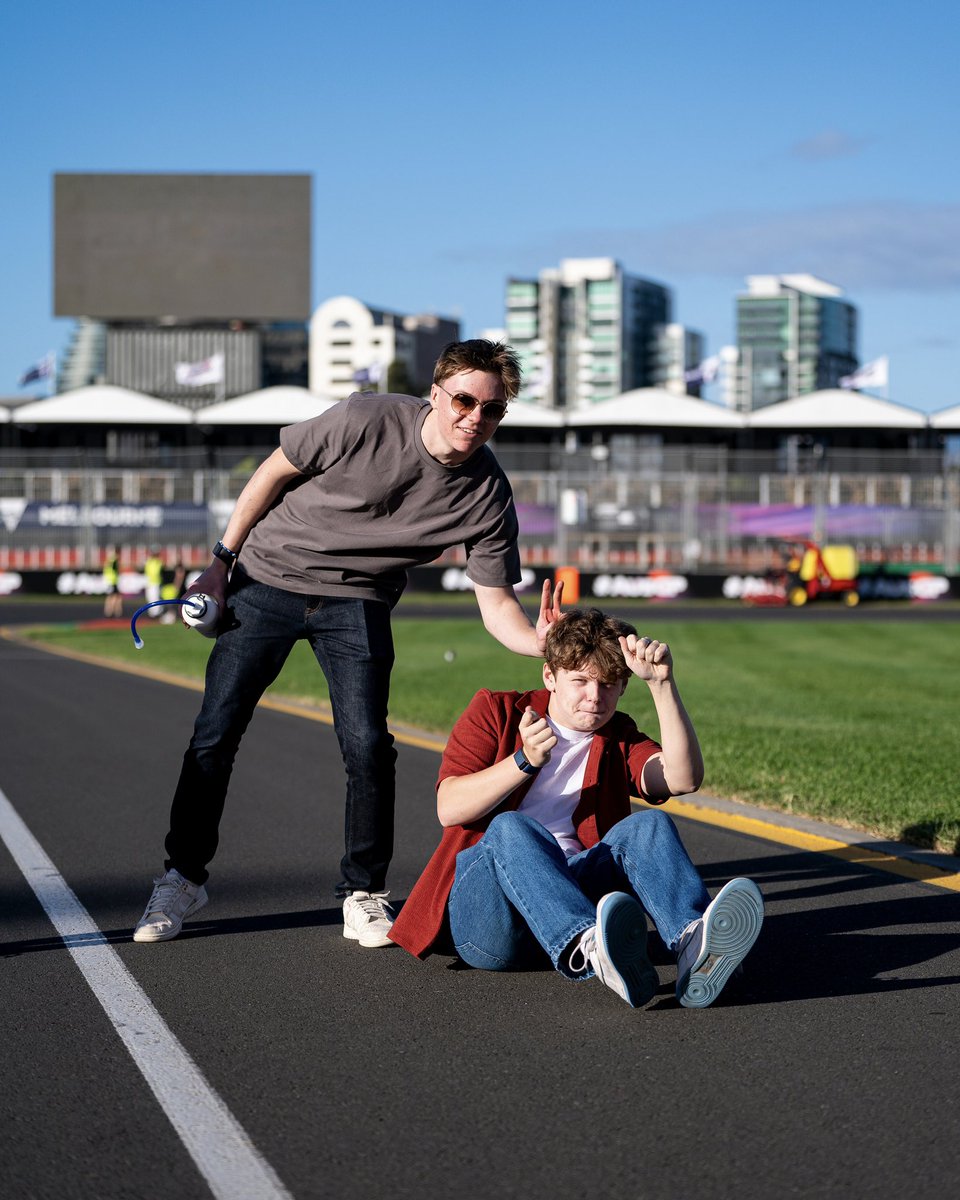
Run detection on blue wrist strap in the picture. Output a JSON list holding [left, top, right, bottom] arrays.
[[514, 747, 540, 775]]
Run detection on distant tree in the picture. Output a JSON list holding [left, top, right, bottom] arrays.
[[387, 359, 417, 396]]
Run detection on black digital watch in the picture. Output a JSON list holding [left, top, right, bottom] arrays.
[[212, 540, 238, 567]]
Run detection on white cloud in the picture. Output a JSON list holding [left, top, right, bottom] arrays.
[[790, 129, 870, 161], [455, 202, 960, 293], [631, 203, 960, 290]]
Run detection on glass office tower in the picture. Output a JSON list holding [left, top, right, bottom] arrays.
[[506, 258, 672, 409], [734, 274, 858, 412]]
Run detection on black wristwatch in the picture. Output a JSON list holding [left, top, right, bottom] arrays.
[[514, 747, 541, 776], [212, 540, 238, 567]]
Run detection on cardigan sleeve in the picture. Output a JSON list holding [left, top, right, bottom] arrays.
[[437, 688, 519, 785], [601, 711, 663, 804], [625, 723, 664, 803]]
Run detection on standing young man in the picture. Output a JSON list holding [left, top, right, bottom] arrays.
[[389, 609, 764, 1009], [133, 340, 563, 946]]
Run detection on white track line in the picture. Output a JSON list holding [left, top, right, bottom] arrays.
[[0, 786, 292, 1200]]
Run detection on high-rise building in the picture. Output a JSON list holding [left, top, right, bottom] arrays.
[[505, 258, 671, 409], [57, 318, 106, 392], [649, 323, 706, 396], [309, 296, 459, 399], [733, 274, 858, 412]]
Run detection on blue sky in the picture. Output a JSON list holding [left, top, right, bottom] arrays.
[[3, 0, 958, 411]]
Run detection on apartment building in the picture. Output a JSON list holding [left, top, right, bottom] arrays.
[[505, 258, 674, 409], [309, 296, 459, 399], [733, 274, 858, 412]]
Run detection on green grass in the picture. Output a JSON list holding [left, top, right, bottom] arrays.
[[17, 616, 960, 854]]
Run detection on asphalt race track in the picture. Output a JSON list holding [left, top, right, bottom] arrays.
[[2, 618, 959, 1199]]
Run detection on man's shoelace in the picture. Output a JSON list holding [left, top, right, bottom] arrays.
[[145, 876, 187, 916], [353, 895, 392, 922]]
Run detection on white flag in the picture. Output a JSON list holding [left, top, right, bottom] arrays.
[[352, 361, 382, 385], [684, 354, 722, 386], [175, 353, 224, 387], [839, 355, 888, 391]]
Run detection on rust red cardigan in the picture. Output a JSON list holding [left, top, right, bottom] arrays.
[[389, 686, 662, 959]]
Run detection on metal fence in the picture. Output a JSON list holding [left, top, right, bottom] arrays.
[[1, 444, 957, 574]]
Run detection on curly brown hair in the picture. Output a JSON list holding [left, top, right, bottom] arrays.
[[544, 608, 637, 684], [433, 339, 522, 400]]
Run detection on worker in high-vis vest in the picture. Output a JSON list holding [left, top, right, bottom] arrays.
[[144, 550, 163, 614], [103, 548, 122, 618]]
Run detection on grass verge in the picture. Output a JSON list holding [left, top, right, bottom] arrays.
[[15, 616, 960, 854]]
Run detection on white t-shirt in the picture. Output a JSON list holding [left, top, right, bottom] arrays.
[[518, 717, 594, 858]]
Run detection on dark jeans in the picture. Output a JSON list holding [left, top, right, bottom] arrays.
[[164, 569, 397, 896]]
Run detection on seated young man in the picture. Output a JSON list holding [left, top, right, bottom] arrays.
[[389, 608, 763, 1009]]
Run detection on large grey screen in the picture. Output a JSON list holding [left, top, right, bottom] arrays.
[[54, 173, 311, 320]]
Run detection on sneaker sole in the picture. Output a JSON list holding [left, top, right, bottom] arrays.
[[133, 893, 208, 943], [678, 879, 763, 1008], [596, 893, 659, 1008], [342, 925, 395, 948]]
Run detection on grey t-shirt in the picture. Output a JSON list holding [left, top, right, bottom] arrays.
[[239, 393, 522, 604]]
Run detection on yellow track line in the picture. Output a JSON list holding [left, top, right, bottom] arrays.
[[7, 628, 960, 892], [637, 798, 960, 893]]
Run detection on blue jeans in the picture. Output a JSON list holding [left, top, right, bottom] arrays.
[[447, 809, 711, 978], [164, 569, 397, 896]]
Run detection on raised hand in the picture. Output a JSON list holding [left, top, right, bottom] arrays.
[[535, 578, 565, 653], [519, 706, 557, 768], [619, 633, 673, 683]]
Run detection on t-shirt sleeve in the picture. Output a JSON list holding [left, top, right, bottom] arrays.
[[463, 481, 522, 588], [437, 689, 510, 786], [279, 396, 357, 474]]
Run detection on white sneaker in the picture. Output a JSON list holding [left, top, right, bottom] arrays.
[[676, 877, 763, 1008], [569, 892, 658, 1008], [342, 890, 396, 948], [133, 868, 208, 943]]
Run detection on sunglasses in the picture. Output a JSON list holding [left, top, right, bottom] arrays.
[[435, 381, 507, 422]]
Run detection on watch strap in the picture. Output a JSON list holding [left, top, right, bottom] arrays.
[[513, 747, 541, 776], [212, 540, 238, 566]]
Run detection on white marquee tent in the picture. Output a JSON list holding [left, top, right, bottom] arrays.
[[196, 387, 338, 425], [500, 403, 565, 429], [928, 404, 960, 430], [746, 389, 927, 429], [566, 388, 746, 429], [11, 385, 193, 425]]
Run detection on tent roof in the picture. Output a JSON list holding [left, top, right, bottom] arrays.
[[11, 385, 193, 425], [0, 406, 10, 424], [196, 387, 337, 425], [747, 389, 927, 429], [500, 402, 565, 428], [928, 403, 960, 430], [566, 388, 746, 429]]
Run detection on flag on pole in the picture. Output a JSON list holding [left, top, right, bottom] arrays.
[[353, 362, 383, 385], [18, 351, 56, 387], [174, 353, 225, 387], [839, 355, 888, 391], [684, 354, 722, 386]]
